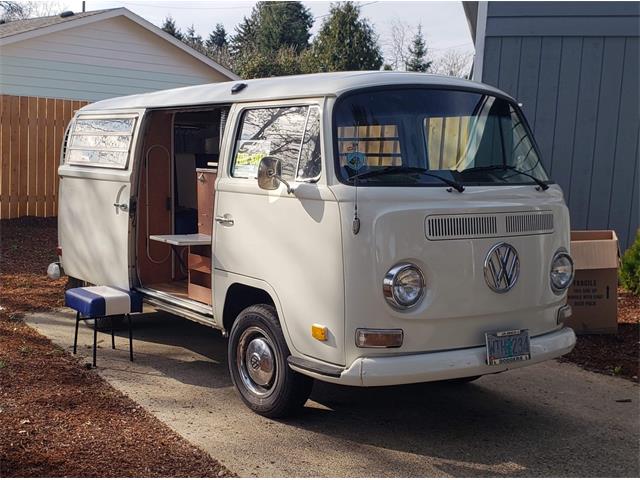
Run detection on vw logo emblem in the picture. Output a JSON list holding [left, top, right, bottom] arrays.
[[484, 242, 520, 293], [250, 353, 261, 370]]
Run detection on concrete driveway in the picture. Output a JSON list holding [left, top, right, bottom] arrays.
[[26, 309, 639, 477]]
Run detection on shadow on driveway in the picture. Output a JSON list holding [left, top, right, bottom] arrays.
[[30, 309, 640, 477]]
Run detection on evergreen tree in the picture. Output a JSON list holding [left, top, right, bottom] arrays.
[[406, 24, 432, 72], [230, 15, 258, 57], [206, 23, 228, 52], [160, 17, 233, 71], [235, 46, 304, 79], [305, 2, 383, 73], [231, 2, 312, 61], [161, 15, 183, 41], [231, 2, 313, 78], [184, 24, 205, 54], [256, 1, 313, 54]]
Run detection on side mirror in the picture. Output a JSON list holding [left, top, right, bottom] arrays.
[[257, 156, 295, 194]]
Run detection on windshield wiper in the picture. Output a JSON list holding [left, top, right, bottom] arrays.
[[458, 165, 549, 191], [349, 166, 465, 193]]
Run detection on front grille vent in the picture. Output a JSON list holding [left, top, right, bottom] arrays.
[[506, 212, 554, 234], [425, 211, 555, 240], [426, 215, 498, 240]]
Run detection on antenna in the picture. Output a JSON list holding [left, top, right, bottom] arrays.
[[352, 174, 360, 234], [350, 127, 362, 235]]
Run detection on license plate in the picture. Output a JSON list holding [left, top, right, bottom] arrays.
[[485, 329, 531, 365]]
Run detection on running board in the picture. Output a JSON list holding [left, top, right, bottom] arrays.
[[136, 287, 217, 329]]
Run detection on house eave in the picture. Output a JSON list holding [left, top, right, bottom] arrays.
[[0, 7, 239, 81]]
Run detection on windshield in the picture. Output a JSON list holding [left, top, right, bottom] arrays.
[[334, 88, 550, 186]]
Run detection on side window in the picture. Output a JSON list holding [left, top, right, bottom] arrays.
[[65, 116, 137, 169], [508, 106, 542, 172], [297, 106, 321, 180], [232, 105, 322, 181]]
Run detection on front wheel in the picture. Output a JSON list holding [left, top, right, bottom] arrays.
[[228, 304, 313, 418]]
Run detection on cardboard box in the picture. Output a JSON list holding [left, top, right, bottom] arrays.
[[566, 231, 619, 334]]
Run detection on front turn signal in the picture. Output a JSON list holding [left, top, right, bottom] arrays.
[[311, 324, 328, 341], [355, 328, 404, 348]]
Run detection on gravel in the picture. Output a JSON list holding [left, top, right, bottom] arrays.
[[562, 289, 639, 382]]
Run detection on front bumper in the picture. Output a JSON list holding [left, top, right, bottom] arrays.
[[291, 327, 576, 387]]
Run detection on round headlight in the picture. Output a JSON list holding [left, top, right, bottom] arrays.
[[550, 251, 574, 294], [383, 263, 425, 309]]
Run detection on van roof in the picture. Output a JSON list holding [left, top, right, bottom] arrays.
[[81, 71, 513, 112]]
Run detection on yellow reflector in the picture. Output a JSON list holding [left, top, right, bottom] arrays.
[[311, 324, 328, 341]]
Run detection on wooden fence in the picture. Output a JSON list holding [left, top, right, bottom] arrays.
[[0, 95, 89, 219]]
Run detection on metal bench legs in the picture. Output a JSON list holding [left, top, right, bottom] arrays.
[[73, 311, 80, 355], [128, 314, 133, 362], [72, 314, 133, 367]]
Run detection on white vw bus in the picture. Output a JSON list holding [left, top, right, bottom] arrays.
[[51, 72, 576, 417]]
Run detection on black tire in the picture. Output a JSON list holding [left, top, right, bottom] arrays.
[[228, 304, 313, 418]]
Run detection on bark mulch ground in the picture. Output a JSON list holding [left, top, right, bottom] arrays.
[[561, 289, 639, 382], [0, 217, 233, 477], [1, 218, 639, 475]]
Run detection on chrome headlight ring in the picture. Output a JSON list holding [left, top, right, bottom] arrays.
[[550, 249, 575, 294], [383, 263, 425, 310]]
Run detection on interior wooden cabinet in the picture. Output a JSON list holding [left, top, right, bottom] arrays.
[[135, 107, 225, 307], [187, 170, 216, 305]]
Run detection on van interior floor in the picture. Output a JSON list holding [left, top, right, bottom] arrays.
[[145, 281, 189, 300], [139, 281, 214, 321]]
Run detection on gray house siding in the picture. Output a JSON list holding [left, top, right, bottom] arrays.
[[0, 15, 231, 102], [478, 1, 639, 249]]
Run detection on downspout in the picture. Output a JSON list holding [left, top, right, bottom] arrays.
[[472, 1, 488, 82]]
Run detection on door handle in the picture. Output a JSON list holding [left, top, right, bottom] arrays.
[[113, 202, 128, 211], [215, 215, 234, 226]]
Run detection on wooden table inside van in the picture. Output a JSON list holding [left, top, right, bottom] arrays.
[[149, 234, 213, 304], [148, 234, 212, 246]]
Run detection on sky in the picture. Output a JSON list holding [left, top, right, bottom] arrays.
[[63, 0, 475, 60]]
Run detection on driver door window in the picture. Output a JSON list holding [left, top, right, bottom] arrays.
[[232, 105, 321, 180]]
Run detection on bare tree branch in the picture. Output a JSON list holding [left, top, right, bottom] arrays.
[[1, 1, 67, 22], [431, 49, 473, 78], [384, 18, 412, 71]]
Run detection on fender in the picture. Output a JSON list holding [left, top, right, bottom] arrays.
[[213, 269, 307, 360]]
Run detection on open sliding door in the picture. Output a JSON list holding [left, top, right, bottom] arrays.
[[58, 110, 144, 289]]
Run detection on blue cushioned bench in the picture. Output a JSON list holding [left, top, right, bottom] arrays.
[[65, 286, 143, 367]]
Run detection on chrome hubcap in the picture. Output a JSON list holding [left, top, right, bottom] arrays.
[[237, 327, 277, 397], [246, 337, 274, 386]]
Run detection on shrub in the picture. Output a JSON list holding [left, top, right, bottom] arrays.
[[619, 230, 640, 295]]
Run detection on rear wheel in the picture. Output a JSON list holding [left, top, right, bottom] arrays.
[[228, 304, 313, 418]]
